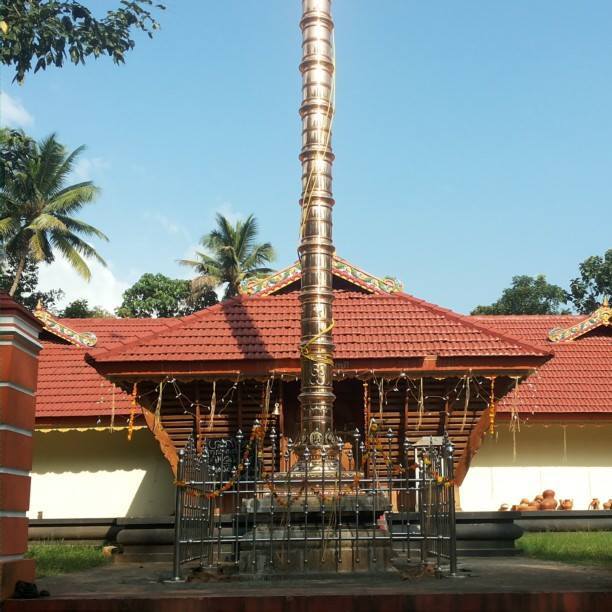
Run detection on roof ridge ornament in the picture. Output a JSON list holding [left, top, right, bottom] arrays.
[[34, 302, 98, 347], [240, 254, 403, 296], [548, 298, 611, 342]]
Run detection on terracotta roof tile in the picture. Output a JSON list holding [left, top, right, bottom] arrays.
[[36, 295, 563, 421], [472, 315, 612, 414], [36, 318, 171, 418], [89, 291, 547, 364]]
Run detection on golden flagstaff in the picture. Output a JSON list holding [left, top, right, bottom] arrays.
[[298, 0, 337, 462]]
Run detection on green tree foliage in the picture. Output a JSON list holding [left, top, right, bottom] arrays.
[[0, 129, 37, 182], [116, 273, 218, 318], [568, 249, 612, 314], [0, 131, 108, 296], [180, 213, 275, 299], [0, 0, 164, 83], [0, 254, 64, 311], [60, 298, 113, 318], [471, 274, 569, 315]]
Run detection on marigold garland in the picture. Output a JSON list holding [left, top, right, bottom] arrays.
[[488, 376, 497, 435]]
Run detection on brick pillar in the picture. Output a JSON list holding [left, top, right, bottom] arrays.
[[0, 294, 43, 600]]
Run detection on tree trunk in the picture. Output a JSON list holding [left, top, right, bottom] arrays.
[[8, 255, 26, 297]]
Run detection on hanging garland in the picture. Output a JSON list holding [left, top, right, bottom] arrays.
[[207, 380, 217, 431], [508, 376, 521, 462], [110, 385, 116, 433], [488, 376, 497, 436], [127, 382, 138, 441], [95, 369, 518, 436], [460, 375, 470, 432], [421, 453, 455, 488], [362, 380, 370, 433], [154, 379, 165, 430], [417, 377, 424, 430]]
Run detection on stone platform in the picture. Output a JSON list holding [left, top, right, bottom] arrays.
[[238, 525, 396, 574], [6, 556, 612, 611]]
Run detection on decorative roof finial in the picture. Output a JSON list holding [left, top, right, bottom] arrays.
[[34, 308, 98, 347], [548, 298, 612, 342]]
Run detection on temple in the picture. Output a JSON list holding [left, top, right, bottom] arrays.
[[28, 260, 612, 518], [22, 0, 612, 532]]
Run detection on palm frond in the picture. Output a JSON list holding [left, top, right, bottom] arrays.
[[51, 235, 91, 280], [216, 213, 236, 244], [190, 274, 221, 294], [36, 135, 66, 195], [46, 182, 99, 214], [55, 215, 109, 241], [242, 242, 275, 270], [0, 216, 21, 238], [191, 212, 274, 300], [29, 231, 53, 262], [53, 232, 106, 267], [235, 214, 258, 260], [46, 144, 87, 196], [27, 213, 69, 233]]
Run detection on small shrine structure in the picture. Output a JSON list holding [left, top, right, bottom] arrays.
[[84, 254, 549, 491]]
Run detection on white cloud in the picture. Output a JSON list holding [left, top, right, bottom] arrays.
[[71, 157, 110, 182], [38, 256, 131, 312], [0, 91, 34, 128], [143, 211, 191, 241]]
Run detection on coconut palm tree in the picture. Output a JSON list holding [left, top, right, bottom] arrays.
[[180, 213, 275, 299], [0, 133, 108, 296]]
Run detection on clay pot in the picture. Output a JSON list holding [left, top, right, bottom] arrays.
[[539, 490, 557, 510], [510, 505, 519, 512], [603, 500, 612, 511], [498, 504, 510, 512], [524, 504, 540, 512], [589, 498, 601, 511], [517, 503, 530, 511], [534, 495, 544, 503], [520, 498, 530, 505], [559, 499, 573, 511]]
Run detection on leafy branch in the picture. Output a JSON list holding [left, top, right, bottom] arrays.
[[0, 0, 165, 83]]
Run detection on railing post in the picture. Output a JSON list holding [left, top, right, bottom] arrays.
[[445, 439, 458, 576], [172, 448, 186, 581]]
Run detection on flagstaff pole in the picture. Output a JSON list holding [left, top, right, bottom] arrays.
[[298, 0, 337, 461]]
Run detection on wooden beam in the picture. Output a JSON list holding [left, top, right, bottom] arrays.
[[141, 407, 179, 476], [454, 406, 490, 486]]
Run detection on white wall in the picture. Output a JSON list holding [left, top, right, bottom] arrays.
[[29, 428, 175, 519], [460, 422, 612, 511]]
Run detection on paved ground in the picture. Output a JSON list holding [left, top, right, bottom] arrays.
[[30, 556, 612, 597]]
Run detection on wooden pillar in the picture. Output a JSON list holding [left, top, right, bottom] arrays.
[[0, 295, 43, 599]]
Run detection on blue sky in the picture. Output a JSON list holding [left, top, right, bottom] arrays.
[[2, 0, 611, 313]]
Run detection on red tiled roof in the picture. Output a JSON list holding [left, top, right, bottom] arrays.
[[472, 315, 612, 414], [89, 291, 547, 364], [36, 318, 171, 418]]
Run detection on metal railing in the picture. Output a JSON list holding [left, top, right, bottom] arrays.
[[171, 425, 457, 580]]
